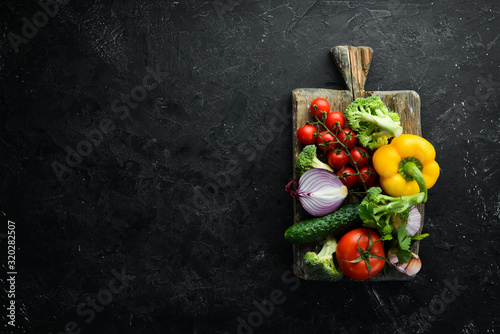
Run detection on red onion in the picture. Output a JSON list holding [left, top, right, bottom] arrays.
[[406, 206, 422, 237], [286, 168, 348, 217]]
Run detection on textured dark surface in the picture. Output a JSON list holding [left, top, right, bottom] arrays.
[[0, 1, 499, 333]]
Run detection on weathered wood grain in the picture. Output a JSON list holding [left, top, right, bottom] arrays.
[[291, 46, 424, 281], [331, 45, 373, 99]]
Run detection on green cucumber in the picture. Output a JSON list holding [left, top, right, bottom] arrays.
[[284, 204, 361, 244]]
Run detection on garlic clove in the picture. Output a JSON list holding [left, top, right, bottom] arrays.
[[389, 252, 422, 276], [395, 265, 407, 274], [388, 253, 399, 265], [404, 255, 422, 276]]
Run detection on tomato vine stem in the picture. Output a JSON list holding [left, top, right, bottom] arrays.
[[313, 116, 370, 192]]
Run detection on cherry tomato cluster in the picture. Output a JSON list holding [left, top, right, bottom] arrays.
[[297, 98, 379, 190]]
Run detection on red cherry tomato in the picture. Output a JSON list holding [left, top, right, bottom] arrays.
[[336, 228, 385, 280], [310, 98, 330, 119], [337, 128, 357, 149], [315, 131, 336, 152], [336, 167, 357, 187], [325, 111, 345, 132], [357, 166, 378, 187], [327, 150, 348, 170], [349, 147, 370, 168], [297, 124, 317, 145]]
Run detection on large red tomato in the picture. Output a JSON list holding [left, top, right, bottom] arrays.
[[336, 228, 385, 280]]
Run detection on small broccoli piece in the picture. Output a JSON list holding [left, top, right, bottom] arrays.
[[356, 123, 391, 150], [344, 96, 403, 150], [359, 187, 426, 238], [294, 144, 333, 177], [303, 235, 343, 281]]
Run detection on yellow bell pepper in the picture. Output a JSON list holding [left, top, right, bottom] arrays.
[[372, 134, 440, 198]]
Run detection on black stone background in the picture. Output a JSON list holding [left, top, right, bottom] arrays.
[[0, 0, 499, 333]]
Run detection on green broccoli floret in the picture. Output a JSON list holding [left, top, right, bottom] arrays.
[[359, 187, 426, 238], [344, 96, 403, 150], [294, 144, 333, 177], [303, 235, 343, 281]]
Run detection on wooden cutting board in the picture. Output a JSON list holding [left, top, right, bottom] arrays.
[[291, 45, 424, 281]]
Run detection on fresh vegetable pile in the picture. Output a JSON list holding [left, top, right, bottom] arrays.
[[285, 96, 440, 281]]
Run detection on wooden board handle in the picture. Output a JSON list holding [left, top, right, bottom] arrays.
[[330, 46, 373, 98]]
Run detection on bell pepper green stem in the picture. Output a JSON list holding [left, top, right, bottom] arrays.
[[403, 162, 427, 203]]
